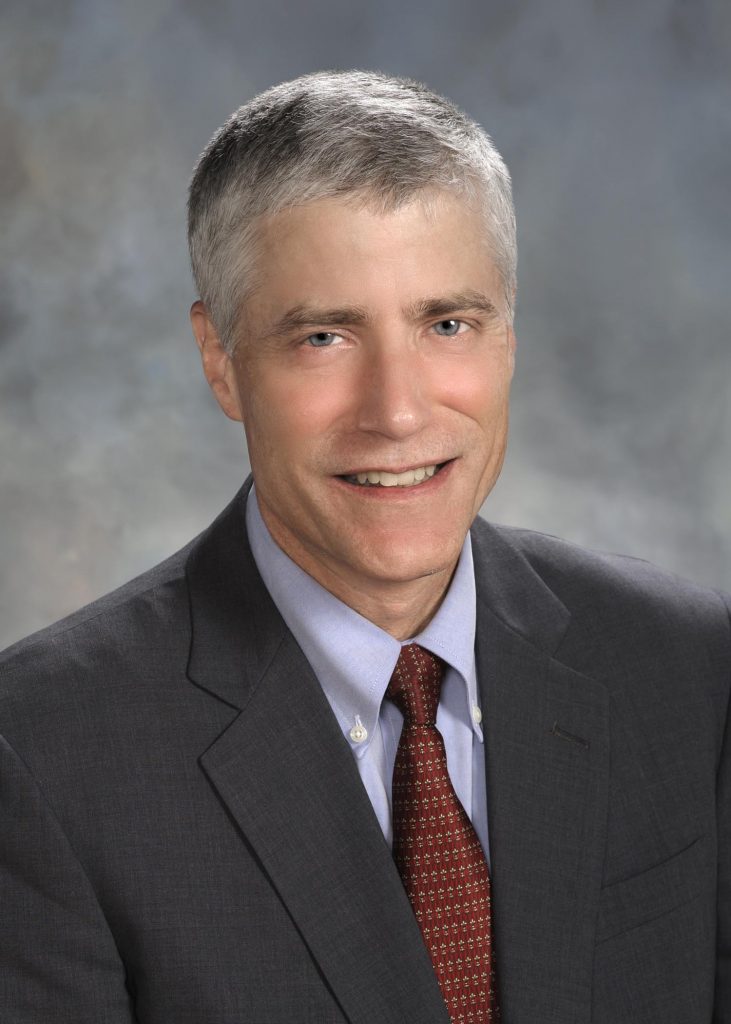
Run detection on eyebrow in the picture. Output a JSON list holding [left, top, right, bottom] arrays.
[[265, 304, 371, 337], [405, 291, 500, 322], [263, 290, 501, 338]]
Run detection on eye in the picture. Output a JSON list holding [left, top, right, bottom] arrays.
[[432, 319, 468, 337], [304, 331, 344, 348]]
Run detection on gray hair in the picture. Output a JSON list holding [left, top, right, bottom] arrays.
[[188, 70, 516, 353]]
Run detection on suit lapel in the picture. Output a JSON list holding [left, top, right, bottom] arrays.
[[471, 519, 610, 1021], [186, 485, 449, 1024]]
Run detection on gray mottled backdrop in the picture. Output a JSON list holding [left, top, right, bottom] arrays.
[[1, 0, 729, 648]]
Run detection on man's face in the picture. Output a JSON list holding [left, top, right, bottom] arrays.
[[218, 191, 515, 598]]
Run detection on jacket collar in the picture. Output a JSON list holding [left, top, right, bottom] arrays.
[[185, 481, 574, 708], [185, 478, 284, 709]]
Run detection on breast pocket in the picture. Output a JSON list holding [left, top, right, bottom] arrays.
[[595, 834, 709, 944]]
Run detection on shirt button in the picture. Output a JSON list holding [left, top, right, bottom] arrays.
[[471, 705, 483, 725], [349, 721, 368, 744]]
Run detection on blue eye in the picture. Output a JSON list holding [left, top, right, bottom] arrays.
[[433, 319, 464, 337], [306, 331, 340, 347]]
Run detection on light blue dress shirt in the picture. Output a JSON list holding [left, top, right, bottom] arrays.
[[246, 487, 490, 862]]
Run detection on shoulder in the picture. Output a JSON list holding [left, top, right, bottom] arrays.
[[2, 538, 193, 655], [0, 485, 256, 739], [0, 537, 197, 731], [479, 517, 730, 626], [0, 485, 262, 809], [472, 517, 731, 690]]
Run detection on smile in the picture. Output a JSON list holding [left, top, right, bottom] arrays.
[[339, 462, 448, 488]]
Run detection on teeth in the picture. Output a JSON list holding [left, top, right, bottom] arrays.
[[345, 464, 441, 487]]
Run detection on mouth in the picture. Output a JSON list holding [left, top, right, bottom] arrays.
[[338, 461, 451, 488]]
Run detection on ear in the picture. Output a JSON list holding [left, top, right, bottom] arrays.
[[190, 301, 244, 423]]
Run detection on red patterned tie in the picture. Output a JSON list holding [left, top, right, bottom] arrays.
[[386, 643, 499, 1022]]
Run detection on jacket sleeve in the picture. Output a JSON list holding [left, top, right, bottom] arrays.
[[714, 592, 731, 1022], [0, 733, 137, 1023]]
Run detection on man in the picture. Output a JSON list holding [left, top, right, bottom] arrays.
[[0, 70, 728, 1024]]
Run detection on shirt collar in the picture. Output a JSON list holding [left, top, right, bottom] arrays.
[[245, 485, 480, 755]]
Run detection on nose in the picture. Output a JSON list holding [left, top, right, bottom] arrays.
[[354, 340, 431, 440]]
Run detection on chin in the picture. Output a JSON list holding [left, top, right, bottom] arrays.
[[354, 531, 463, 585]]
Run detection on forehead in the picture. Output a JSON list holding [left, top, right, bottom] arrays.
[[246, 191, 502, 315]]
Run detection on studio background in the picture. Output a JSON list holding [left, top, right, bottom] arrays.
[[1, 0, 729, 649]]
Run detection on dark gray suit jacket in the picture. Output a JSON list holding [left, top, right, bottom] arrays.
[[1, 482, 729, 1023]]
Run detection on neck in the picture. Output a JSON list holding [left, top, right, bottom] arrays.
[[257, 502, 457, 641], [316, 567, 455, 641]]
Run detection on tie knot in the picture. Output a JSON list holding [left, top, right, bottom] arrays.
[[386, 644, 445, 725]]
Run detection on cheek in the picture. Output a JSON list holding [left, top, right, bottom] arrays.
[[439, 366, 511, 428], [240, 366, 351, 459]]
